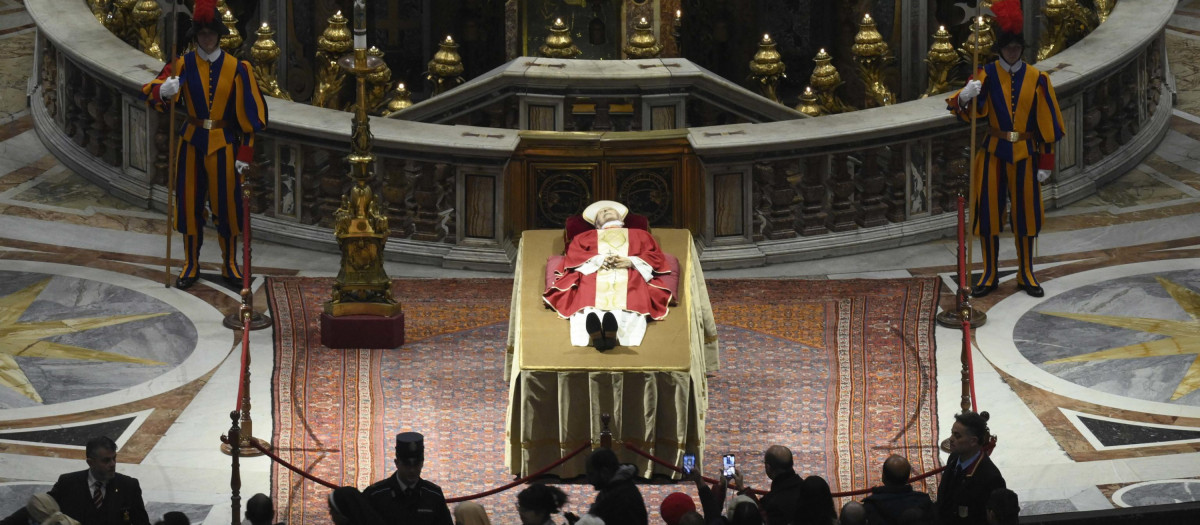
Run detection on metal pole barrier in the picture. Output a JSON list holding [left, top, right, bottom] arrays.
[[223, 165, 272, 330]]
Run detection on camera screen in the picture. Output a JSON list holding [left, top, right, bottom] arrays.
[[722, 454, 735, 478], [682, 453, 695, 473]]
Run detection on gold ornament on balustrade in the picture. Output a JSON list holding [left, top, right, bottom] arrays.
[[809, 48, 852, 114], [795, 85, 823, 117], [540, 18, 582, 59], [251, 23, 292, 100], [1038, 0, 1098, 63], [625, 17, 662, 59], [748, 33, 786, 104], [851, 13, 895, 107], [1095, 0, 1115, 24], [426, 35, 465, 96], [924, 25, 958, 97], [383, 83, 414, 117], [313, 11, 353, 109], [88, 0, 110, 25], [364, 46, 393, 113], [219, 9, 243, 55], [131, 0, 163, 61], [107, 0, 137, 41], [958, 15, 996, 66]]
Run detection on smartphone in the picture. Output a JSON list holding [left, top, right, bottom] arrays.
[[722, 454, 736, 478], [682, 453, 696, 474]]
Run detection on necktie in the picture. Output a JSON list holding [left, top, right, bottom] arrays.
[[93, 481, 104, 509]]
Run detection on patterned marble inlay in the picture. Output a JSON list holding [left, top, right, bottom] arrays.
[[1112, 479, 1200, 507], [0, 270, 197, 410], [1013, 269, 1200, 406]]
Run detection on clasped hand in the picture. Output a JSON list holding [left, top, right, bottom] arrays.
[[601, 255, 632, 270]]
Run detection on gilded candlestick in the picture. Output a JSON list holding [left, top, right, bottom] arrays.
[[748, 33, 786, 104], [540, 18, 582, 58], [924, 25, 958, 97], [809, 48, 852, 114], [251, 23, 292, 100], [313, 10, 352, 109], [426, 35, 465, 96], [958, 16, 996, 66], [625, 17, 662, 59], [795, 86, 823, 117], [383, 82, 414, 117], [132, 0, 163, 60], [851, 13, 895, 107], [220, 9, 243, 55]]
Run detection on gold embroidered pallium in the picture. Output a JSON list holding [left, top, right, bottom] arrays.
[[1042, 277, 1200, 401], [594, 229, 629, 311], [0, 279, 167, 403]]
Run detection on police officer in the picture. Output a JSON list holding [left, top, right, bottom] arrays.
[[363, 432, 452, 525]]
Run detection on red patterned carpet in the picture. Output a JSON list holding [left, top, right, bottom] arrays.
[[266, 277, 941, 523]]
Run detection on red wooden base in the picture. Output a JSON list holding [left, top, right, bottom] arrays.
[[320, 311, 406, 349]]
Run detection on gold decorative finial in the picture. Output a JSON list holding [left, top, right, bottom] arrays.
[[809, 48, 853, 114], [540, 17, 582, 58], [624, 16, 662, 59], [426, 35, 465, 96], [958, 15, 996, 66], [852, 12, 895, 107], [364, 46, 392, 113], [313, 10, 353, 109], [748, 33, 786, 103], [1038, 0, 1098, 62], [220, 9, 243, 54], [250, 23, 291, 100], [924, 25, 959, 97], [131, 0, 163, 60], [383, 82, 414, 117], [795, 86, 823, 117]]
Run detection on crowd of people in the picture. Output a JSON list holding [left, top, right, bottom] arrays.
[[4, 412, 1019, 525]]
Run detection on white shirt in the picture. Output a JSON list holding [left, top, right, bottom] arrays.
[[198, 46, 223, 64], [87, 470, 106, 499], [999, 58, 1024, 74]]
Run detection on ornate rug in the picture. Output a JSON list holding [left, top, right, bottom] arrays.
[[267, 277, 941, 524]]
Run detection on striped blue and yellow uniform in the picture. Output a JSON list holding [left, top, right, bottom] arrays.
[[948, 60, 1065, 288], [143, 51, 268, 280]]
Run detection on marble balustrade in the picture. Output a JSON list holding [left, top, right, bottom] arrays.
[[25, 0, 1173, 271]]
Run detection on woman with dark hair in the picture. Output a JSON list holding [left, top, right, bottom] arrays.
[[517, 484, 569, 525], [728, 501, 762, 525], [328, 486, 386, 525], [794, 476, 838, 525]]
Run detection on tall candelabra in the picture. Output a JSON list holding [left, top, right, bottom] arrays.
[[325, 0, 400, 319]]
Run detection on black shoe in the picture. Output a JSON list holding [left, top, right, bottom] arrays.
[[602, 312, 618, 344], [224, 275, 245, 289], [970, 283, 998, 298], [1018, 282, 1045, 297], [175, 275, 198, 290], [586, 312, 604, 348]]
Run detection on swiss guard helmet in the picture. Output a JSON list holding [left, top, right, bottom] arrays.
[[185, 0, 230, 41], [992, 0, 1025, 52]]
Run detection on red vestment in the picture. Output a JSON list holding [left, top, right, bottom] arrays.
[[543, 228, 673, 320]]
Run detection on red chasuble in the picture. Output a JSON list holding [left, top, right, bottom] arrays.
[[543, 228, 673, 320]]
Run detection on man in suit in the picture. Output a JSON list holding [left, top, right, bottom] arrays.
[[937, 411, 1005, 525], [1, 436, 150, 525], [863, 455, 935, 524], [362, 432, 452, 525]]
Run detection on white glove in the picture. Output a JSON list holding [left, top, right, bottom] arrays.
[[959, 79, 982, 103], [159, 76, 180, 99], [1037, 169, 1051, 183], [235, 160, 250, 175]]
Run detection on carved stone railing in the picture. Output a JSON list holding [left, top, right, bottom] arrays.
[[27, 0, 1173, 270]]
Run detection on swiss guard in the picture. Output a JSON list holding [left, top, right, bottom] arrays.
[[949, 0, 1065, 298], [142, 0, 269, 289]]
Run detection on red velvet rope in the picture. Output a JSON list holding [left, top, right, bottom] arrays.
[[248, 439, 339, 489], [246, 439, 591, 501], [623, 443, 951, 498], [445, 442, 591, 503]]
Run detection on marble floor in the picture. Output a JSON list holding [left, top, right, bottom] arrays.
[[4, 2, 1200, 523]]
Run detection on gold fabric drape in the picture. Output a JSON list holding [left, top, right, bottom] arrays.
[[505, 229, 719, 478]]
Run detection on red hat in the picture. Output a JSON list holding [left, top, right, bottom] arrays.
[[660, 492, 696, 525]]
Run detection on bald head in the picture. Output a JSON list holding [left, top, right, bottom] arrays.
[[764, 445, 793, 479], [840, 501, 866, 525], [882, 455, 911, 486]]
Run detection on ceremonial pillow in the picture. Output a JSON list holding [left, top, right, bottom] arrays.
[[563, 213, 650, 246], [545, 252, 680, 306]]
